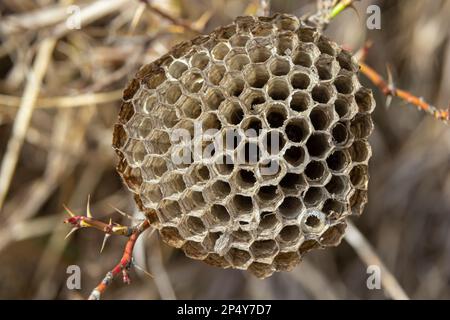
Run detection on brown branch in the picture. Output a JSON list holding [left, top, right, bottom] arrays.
[[359, 62, 449, 123]]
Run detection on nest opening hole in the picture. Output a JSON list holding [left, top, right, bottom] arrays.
[[284, 146, 305, 166], [305, 161, 325, 181], [270, 58, 290, 76], [268, 79, 290, 101], [233, 195, 253, 213], [258, 185, 278, 201], [332, 123, 348, 145], [312, 85, 332, 104], [291, 72, 310, 90], [279, 197, 303, 219], [326, 150, 349, 172], [279, 225, 300, 242], [310, 108, 330, 130], [249, 46, 271, 63], [304, 187, 324, 206], [237, 169, 257, 189], [247, 64, 270, 88], [306, 133, 330, 158], [290, 91, 310, 112]]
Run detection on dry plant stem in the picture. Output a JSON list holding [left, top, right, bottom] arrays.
[[89, 219, 151, 300], [140, 0, 201, 35], [359, 62, 449, 123], [0, 90, 122, 109], [344, 221, 410, 300], [0, 37, 56, 211]]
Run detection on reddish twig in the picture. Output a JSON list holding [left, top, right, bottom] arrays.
[[88, 219, 151, 300], [359, 62, 449, 123], [63, 198, 152, 300]]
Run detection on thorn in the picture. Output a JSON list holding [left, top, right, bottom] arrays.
[[109, 205, 142, 221], [132, 259, 154, 279], [86, 194, 93, 218], [63, 204, 75, 217], [65, 227, 79, 239], [100, 233, 111, 253], [385, 64, 395, 109]]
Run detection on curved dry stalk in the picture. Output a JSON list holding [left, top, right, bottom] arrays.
[[345, 220, 410, 300]]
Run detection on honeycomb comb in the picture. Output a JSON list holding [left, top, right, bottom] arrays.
[[112, 13, 375, 278]]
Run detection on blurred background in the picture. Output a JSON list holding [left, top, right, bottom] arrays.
[[0, 0, 449, 299]]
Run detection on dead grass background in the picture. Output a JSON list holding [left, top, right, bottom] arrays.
[[0, 0, 449, 299]]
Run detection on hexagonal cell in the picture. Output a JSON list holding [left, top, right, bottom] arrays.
[[267, 78, 290, 101], [241, 88, 266, 110], [276, 33, 295, 55], [350, 114, 374, 139], [315, 54, 339, 81], [349, 188, 368, 215], [306, 132, 331, 159], [317, 36, 337, 56], [160, 172, 186, 197], [334, 73, 355, 95], [116, 159, 142, 192], [258, 159, 285, 182], [230, 34, 250, 47], [147, 130, 171, 155], [326, 175, 350, 198], [244, 64, 270, 89], [298, 238, 321, 255], [283, 146, 306, 167], [322, 198, 346, 218], [320, 222, 346, 246], [248, 45, 271, 63], [250, 239, 279, 260], [309, 105, 334, 131], [326, 150, 351, 173], [258, 212, 282, 235], [204, 87, 225, 110], [190, 51, 209, 69], [141, 155, 168, 180], [227, 248, 252, 268], [182, 240, 208, 260], [211, 42, 230, 60], [303, 187, 326, 207], [265, 103, 288, 128], [285, 118, 310, 142], [237, 141, 261, 164], [184, 164, 210, 186], [273, 251, 301, 272], [276, 15, 300, 31], [290, 71, 311, 90], [180, 190, 207, 213], [233, 169, 257, 190], [300, 209, 326, 234], [214, 153, 234, 176], [334, 95, 354, 119], [256, 185, 283, 209], [144, 69, 167, 90], [292, 47, 313, 68], [289, 91, 312, 113], [229, 194, 254, 218], [312, 84, 334, 104], [202, 112, 222, 132], [279, 172, 307, 195], [183, 215, 207, 236], [204, 253, 231, 269], [205, 179, 231, 202], [297, 26, 318, 43], [123, 139, 146, 166], [179, 96, 202, 119], [164, 82, 182, 104], [248, 262, 274, 279], [261, 130, 286, 155], [183, 71, 205, 93], [208, 63, 226, 85], [221, 73, 245, 97], [304, 160, 328, 183], [159, 226, 185, 248], [226, 52, 250, 71], [241, 116, 263, 137], [140, 182, 163, 207], [355, 87, 375, 113], [278, 224, 301, 245], [222, 128, 243, 151], [270, 57, 290, 76], [337, 49, 359, 72], [348, 140, 371, 163], [204, 204, 231, 228], [158, 199, 183, 222], [278, 196, 304, 219], [220, 100, 244, 125], [168, 60, 188, 79], [350, 164, 369, 188], [331, 122, 350, 146], [232, 228, 253, 244]]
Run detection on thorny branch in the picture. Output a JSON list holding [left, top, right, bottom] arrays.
[[64, 198, 152, 300]]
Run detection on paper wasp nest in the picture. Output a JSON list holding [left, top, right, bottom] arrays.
[[113, 14, 375, 278]]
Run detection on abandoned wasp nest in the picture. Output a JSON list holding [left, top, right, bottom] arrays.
[[113, 14, 375, 278]]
